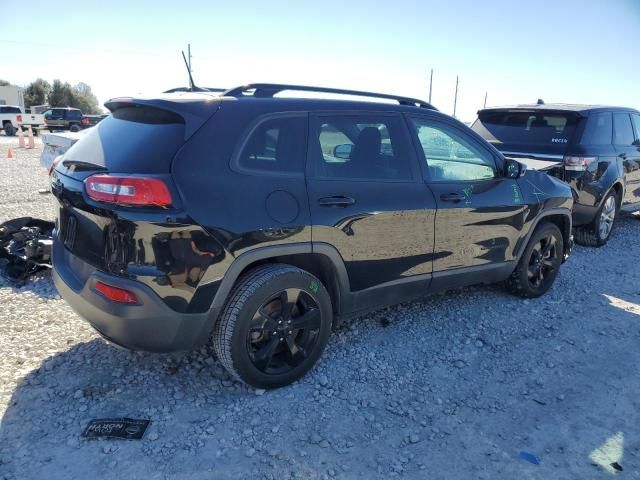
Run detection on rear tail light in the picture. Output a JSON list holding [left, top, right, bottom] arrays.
[[49, 155, 63, 176], [95, 281, 138, 304], [82, 117, 89, 125], [17, 114, 22, 123], [563, 156, 597, 172], [84, 174, 172, 207]]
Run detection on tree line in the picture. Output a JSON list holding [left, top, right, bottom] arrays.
[[0, 78, 102, 114]]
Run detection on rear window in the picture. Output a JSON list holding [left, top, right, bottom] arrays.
[[472, 111, 579, 147], [0, 106, 21, 114], [62, 106, 185, 174]]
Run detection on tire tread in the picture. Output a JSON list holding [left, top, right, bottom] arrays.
[[212, 263, 306, 384]]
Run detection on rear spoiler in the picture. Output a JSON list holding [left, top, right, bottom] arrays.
[[104, 95, 221, 140]]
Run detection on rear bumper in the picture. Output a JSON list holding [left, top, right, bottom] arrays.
[[52, 231, 216, 353]]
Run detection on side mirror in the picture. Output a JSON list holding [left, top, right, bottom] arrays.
[[332, 144, 353, 160], [505, 158, 525, 179]]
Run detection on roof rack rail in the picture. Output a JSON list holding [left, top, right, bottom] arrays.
[[222, 83, 436, 109], [164, 86, 227, 93]]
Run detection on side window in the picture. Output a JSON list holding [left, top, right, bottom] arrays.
[[411, 119, 496, 182], [311, 115, 412, 181], [613, 113, 635, 146], [632, 114, 640, 144], [580, 113, 612, 145], [237, 116, 307, 174]]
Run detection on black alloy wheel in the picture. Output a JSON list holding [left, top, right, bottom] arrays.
[[247, 288, 322, 374]]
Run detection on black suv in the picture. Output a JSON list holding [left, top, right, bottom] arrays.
[[50, 84, 573, 389], [472, 104, 640, 246], [44, 107, 85, 132]]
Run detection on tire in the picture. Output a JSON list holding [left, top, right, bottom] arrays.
[[574, 191, 619, 247], [3, 123, 16, 136], [213, 264, 333, 389], [505, 222, 563, 298], [69, 124, 81, 133]]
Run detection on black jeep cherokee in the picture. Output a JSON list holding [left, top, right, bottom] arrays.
[[472, 104, 640, 247], [51, 84, 573, 389]]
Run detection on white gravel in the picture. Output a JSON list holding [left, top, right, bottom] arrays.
[[1, 132, 640, 479]]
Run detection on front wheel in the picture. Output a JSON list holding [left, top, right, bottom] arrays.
[[213, 264, 333, 389], [505, 222, 563, 298]]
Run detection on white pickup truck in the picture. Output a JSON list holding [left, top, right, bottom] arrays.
[[0, 105, 45, 136]]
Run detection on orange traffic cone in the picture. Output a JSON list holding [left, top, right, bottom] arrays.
[[17, 127, 26, 148], [26, 127, 35, 149], [7, 148, 14, 159]]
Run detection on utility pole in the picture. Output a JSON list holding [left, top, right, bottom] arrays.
[[428, 68, 433, 104], [484, 91, 488, 108], [453, 75, 459, 117]]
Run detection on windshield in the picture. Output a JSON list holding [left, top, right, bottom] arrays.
[[472, 111, 579, 148]]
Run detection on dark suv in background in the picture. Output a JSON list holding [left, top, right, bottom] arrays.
[[50, 84, 573, 389], [472, 104, 640, 246], [44, 107, 85, 132]]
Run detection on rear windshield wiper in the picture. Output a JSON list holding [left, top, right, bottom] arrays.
[[61, 160, 108, 172]]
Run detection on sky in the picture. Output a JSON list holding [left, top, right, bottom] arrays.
[[1, 0, 639, 122]]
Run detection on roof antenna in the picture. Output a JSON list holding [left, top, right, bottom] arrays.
[[182, 50, 196, 91]]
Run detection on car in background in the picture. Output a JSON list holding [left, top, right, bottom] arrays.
[[0, 105, 45, 136], [81, 114, 108, 129], [472, 104, 640, 246], [43, 107, 85, 132]]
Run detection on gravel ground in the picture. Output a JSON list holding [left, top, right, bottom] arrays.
[[1, 132, 640, 479]]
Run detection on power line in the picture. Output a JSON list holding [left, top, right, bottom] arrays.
[[0, 39, 167, 57]]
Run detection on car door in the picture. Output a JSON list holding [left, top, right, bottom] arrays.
[[407, 115, 528, 290], [306, 112, 437, 312], [616, 112, 640, 207]]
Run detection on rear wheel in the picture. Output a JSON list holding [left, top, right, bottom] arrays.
[[3, 123, 16, 136], [213, 264, 333, 389], [505, 222, 563, 298], [574, 191, 618, 247], [69, 124, 81, 133]]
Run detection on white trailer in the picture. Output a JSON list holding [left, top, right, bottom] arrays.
[[0, 85, 25, 110]]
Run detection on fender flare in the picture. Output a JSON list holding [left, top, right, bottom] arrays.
[[515, 208, 573, 261], [208, 242, 351, 314]]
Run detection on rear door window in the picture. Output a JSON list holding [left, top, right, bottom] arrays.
[[472, 111, 578, 147], [236, 115, 307, 175], [580, 112, 612, 146], [310, 114, 413, 181], [613, 113, 635, 146]]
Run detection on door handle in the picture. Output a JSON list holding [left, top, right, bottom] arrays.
[[318, 195, 356, 207], [440, 193, 466, 202]]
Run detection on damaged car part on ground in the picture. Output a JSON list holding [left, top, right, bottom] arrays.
[[50, 83, 574, 389], [0, 217, 55, 282]]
